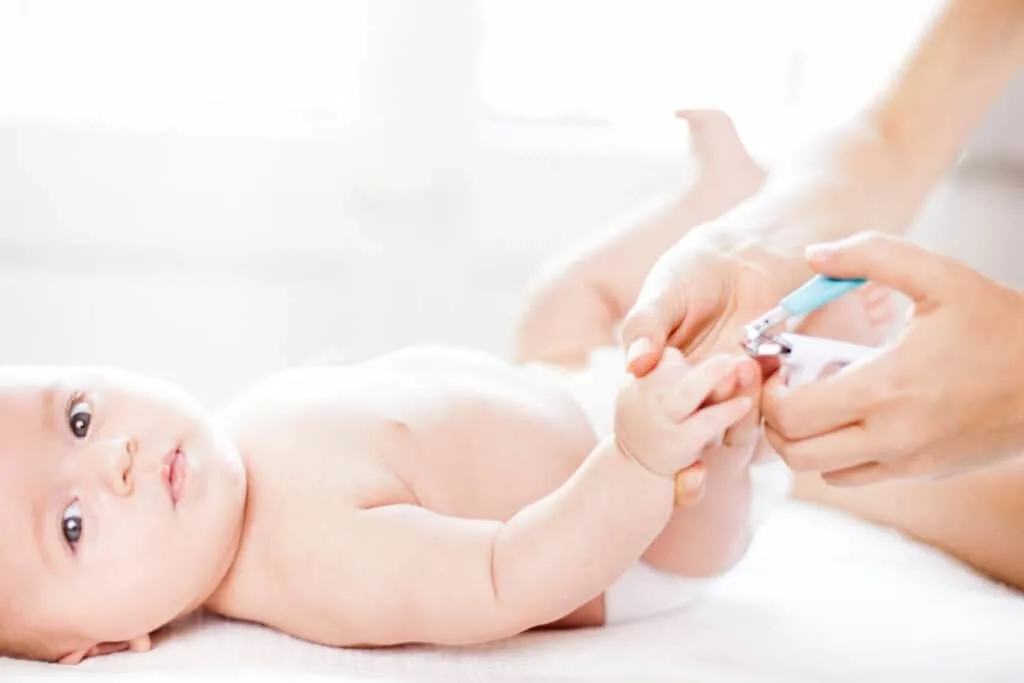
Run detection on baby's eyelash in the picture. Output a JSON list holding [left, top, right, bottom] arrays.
[[65, 391, 85, 415]]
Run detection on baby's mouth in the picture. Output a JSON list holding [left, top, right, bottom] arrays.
[[162, 448, 189, 508]]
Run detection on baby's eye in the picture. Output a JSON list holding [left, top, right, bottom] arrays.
[[67, 397, 92, 439], [62, 501, 83, 549]]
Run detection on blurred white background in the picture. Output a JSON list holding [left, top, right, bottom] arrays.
[[0, 0, 1002, 406]]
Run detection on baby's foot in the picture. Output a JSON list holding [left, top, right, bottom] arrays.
[[513, 108, 764, 368], [795, 283, 894, 347], [676, 109, 766, 207]]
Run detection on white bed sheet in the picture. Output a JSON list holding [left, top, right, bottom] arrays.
[[5, 501, 1024, 683]]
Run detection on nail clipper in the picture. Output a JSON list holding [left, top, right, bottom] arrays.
[[743, 274, 878, 386]]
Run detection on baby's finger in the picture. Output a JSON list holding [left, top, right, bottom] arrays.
[[723, 359, 763, 447], [709, 355, 758, 405], [658, 346, 688, 368], [675, 396, 753, 454], [708, 370, 738, 405], [662, 354, 744, 421]]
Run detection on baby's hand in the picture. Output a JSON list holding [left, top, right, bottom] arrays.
[[614, 348, 752, 478]]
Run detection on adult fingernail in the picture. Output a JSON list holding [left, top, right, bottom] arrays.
[[626, 337, 653, 365], [805, 244, 836, 264]]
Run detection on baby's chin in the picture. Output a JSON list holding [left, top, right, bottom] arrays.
[[171, 426, 247, 598], [186, 416, 247, 499]]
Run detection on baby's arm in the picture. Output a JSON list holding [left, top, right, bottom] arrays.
[[274, 352, 752, 647], [631, 358, 761, 577]]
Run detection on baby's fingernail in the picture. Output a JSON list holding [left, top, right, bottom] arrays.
[[737, 360, 756, 388], [626, 337, 653, 365], [805, 244, 836, 264]]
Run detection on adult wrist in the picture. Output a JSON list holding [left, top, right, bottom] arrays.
[[692, 117, 929, 287]]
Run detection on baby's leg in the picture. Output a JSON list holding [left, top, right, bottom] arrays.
[[786, 290, 1024, 589], [515, 109, 765, 366], [640, 360, 761, 577], [630, 288, 897, 579], [793, 283, 895, 347]]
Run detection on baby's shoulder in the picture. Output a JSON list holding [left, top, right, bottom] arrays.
[[220, 365, 401, 472]]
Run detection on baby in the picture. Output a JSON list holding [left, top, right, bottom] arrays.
[[0, 345, 765, 663], [0, 110, 891, 665]]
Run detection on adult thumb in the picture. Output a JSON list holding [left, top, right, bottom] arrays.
[[621, 270, 687, 377], [804, 232, 950, 303]]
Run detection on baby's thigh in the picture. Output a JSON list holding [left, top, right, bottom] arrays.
[[792, 457, 1024, 589]]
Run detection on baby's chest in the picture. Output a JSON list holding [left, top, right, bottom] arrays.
[[228, 356, 593, 515], [245, 407, 418, 512]]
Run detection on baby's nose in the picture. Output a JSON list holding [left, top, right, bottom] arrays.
[[97, 437, 137, 496]]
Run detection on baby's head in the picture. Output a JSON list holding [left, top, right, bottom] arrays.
[[0, 365, 246, 663]]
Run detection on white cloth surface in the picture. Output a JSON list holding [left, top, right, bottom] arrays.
[[5, 500, 1024, 683]]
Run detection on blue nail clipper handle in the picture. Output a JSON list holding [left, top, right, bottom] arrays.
[[781, 275, 866, 316]]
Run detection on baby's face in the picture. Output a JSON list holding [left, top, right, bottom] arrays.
[[0, 366, 246, 662]]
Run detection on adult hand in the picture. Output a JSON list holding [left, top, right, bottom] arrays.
[[619, 225, 786, 448], [763, 232, 1024, 485], [620, 121, 916, 446]]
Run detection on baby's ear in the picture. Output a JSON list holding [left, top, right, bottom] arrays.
[[58, 634, 151, 664]]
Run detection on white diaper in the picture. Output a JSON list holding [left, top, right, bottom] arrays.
[[528, 347, 794, 624]]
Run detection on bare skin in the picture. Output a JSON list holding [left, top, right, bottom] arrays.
[[0, 337, 760, 660], [516, 107, 1024, 591], [787, 289, 1024, 590], [1, 119, 768, 660], [206, 345, 757, 645], [515, 109, 766, 368]]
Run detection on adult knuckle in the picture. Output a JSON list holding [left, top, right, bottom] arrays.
[[766, 433, 800, 467], [886, 428, 923, 460], [865, 370, 904, 411], [770, 403, 801, 439], [845, 230, 880, 253], [621, 310, 652, 339]]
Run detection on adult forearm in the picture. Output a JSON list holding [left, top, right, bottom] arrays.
[[710, 0, 1024, 263], [868, 0, 1024, 190]]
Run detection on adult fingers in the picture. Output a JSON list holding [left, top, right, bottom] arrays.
[[761, 363, 877, 441], [763, 422, 874, 474], [622, 267, 688, 377], [804, 232, 960, 304]]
